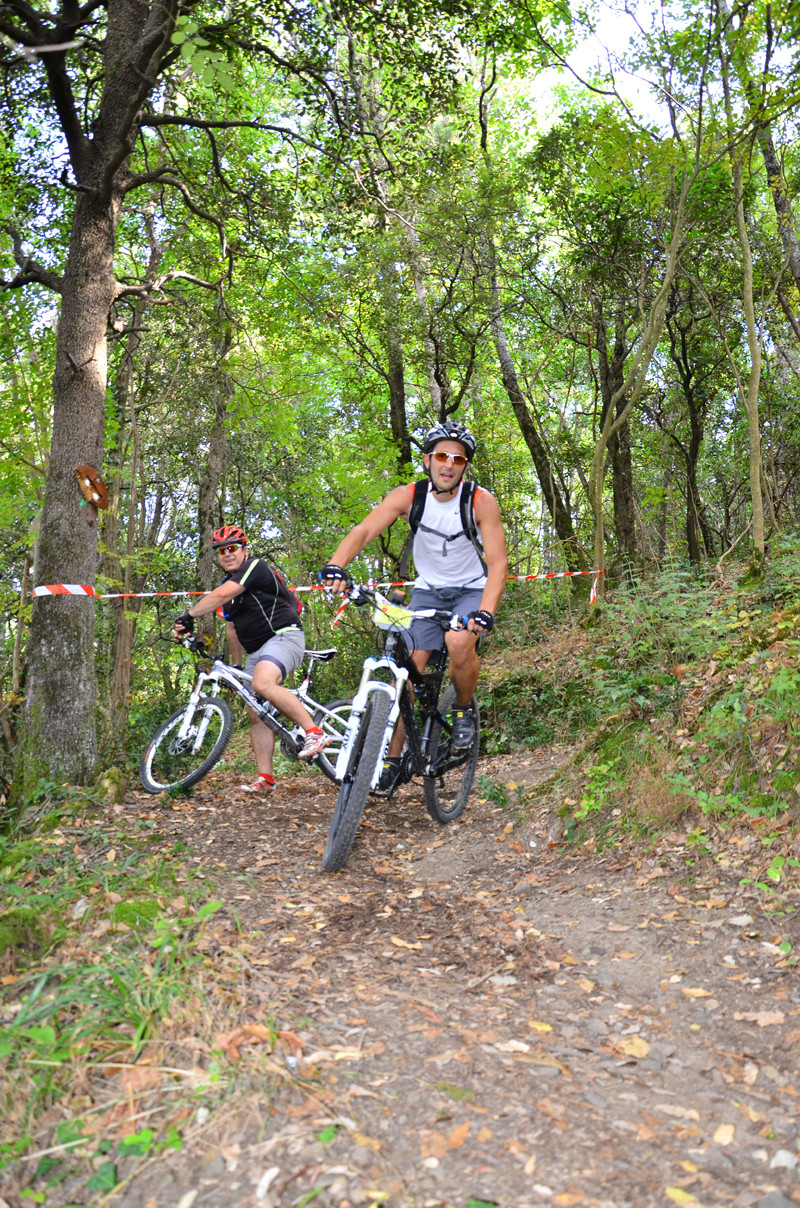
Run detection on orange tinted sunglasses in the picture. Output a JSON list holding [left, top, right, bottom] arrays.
[[431, 450, 468, 468]]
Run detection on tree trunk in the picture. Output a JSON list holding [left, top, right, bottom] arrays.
[[657, 466, 671, 561], [11, 0, 176, 802], [756, 125, 800, 301], [589, 179, 689, 587], [732, 157, 765, 572], [594, 305, 638, 569], [385, 306, 411, 468], [12, 554, 31, 697], [717, 15, 766, 572], [19, 192, 119, 796], [197, 324, 233, 591], [482, 238, 585, 571], [665, 310, 709, 563]]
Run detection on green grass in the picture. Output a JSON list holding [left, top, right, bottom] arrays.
[[517, 553, 800, 852], [0, 795, 288, 1203]]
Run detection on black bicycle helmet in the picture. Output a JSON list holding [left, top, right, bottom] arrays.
[[422, 420, 476, 461]]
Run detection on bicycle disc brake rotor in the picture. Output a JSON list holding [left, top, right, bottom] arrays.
[[169, 734, 194, 756]]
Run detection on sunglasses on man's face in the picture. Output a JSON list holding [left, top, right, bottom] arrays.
[[217, 544, 243, 555], [431, 450, 468, 468]]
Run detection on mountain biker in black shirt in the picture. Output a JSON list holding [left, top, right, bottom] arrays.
[[174, 525, 329, 792]]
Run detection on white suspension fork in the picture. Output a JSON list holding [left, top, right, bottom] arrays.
[[333, 657, 408, 781]]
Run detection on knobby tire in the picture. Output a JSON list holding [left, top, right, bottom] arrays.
[[423, 684, 480, 824], [322, 692, 391, 872], [139, 696, 234, 794]]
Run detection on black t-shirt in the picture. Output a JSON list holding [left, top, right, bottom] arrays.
[[222, 557, 301, 652]]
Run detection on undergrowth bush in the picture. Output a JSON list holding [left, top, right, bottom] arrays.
[[0, 797, 264, 1198], [520, 555, 800, 843]]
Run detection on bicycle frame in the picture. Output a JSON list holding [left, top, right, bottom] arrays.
[[177, 646, 340, 758], [332, 592, 458, 788]]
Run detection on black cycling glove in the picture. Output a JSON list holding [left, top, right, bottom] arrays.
[[175, 612, 195, 635], [318, 563, 347, 584], [468, 609, 494, 633]]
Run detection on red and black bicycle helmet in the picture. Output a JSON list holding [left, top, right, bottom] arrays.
[[211, 524, 247, 548]]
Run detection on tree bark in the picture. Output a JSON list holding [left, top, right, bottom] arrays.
[[21, 191, 119, 793], [731, 157, 765, 571], [665, 310, 711, 563], [197, 323, 233, 593], [13, 0, 177, 800], [594, 304, 638, 568]]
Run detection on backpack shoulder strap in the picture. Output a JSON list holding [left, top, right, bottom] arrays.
[[398, 480, 429, 580], [459, 482, 488, 576], [407, 479, 429, 534], [238, 555, 260, 587]]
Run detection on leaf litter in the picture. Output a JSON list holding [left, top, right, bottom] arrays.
[[2, 746, 799, 1208]]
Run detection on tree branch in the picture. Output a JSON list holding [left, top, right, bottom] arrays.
[[115, 269, 221, 300], [140, 113, 326, 154], [121, 173, 230, 261], [1, 223, 62, 292]]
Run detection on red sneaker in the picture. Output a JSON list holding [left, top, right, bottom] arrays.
[[298, 730, 332, 760], [238, 773, 275, 793]]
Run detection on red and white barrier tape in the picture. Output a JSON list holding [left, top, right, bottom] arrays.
[[34, 570, 602, 604]]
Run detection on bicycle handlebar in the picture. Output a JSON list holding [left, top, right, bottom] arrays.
[[179, 634, 217, 656], [343, 581, 467, 631]]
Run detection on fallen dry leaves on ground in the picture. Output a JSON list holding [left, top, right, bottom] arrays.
[[3, 747, 799, 1208]]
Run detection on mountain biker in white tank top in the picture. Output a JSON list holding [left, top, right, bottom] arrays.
[[318, 421, 508, 772]]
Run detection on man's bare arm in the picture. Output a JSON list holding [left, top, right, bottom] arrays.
[[475, 492, 508, 616], [323, 485, 412, 589]]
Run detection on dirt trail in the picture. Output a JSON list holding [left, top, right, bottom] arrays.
[[7, 745, 800, 1208]]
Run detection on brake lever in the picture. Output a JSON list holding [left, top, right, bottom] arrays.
[[348, 583, 371, 607]]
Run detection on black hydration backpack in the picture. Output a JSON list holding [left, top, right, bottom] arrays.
[[398, 479, 487, 580]]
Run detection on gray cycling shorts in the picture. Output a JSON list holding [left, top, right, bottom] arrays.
[[404, 586, 484, 654], [245, 626, 305, 682]]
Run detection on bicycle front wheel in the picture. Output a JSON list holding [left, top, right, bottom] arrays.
[[322, 691, 391, 872], [312, 698, 353, 782], [139, 697, 234, 794], [423, 685, 480, 824]]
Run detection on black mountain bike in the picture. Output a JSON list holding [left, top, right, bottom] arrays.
[[139, 636, 351, 794], [322, 582, 480, 872]]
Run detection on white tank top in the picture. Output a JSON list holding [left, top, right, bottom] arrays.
[[412, 482, 487, 590]]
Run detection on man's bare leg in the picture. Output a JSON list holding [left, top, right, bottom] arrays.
[[446, 629, 480, 706], [386, 647, 430, 757], [248, 709, 276, 778]]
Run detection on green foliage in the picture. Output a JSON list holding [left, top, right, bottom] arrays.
[[0, 906, 44, 959], [603, 560, 720, 666], [572, 756, 621, 820], [477, 774, 529, 821]]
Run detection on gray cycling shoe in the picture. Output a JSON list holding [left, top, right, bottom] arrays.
[[451, 706, 476, 750]]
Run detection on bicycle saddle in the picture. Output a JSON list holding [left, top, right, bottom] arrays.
[[305, 648, 338, 662]]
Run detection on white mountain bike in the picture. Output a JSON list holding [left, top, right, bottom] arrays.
[[139, 636, 351, 794], [322, 582, 480, 872]]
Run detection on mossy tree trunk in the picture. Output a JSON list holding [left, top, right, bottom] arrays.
[[9, 0, 179, 803]]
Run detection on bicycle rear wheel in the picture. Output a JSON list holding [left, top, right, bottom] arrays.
[[423, 685, 480, 824], [312, 698, 353, 782], [322, 692, 391, 872], [139, 697, 234, 794]]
